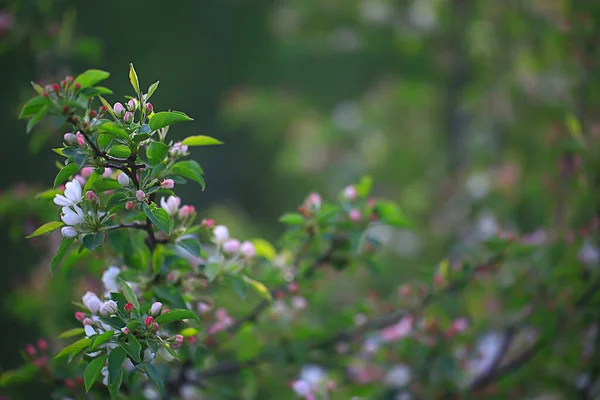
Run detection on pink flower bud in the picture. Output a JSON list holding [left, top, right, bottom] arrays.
[[74, 311, 85, 321], [144, 316, 154, 327], [197, 302, 212, 314], [52, 83, 60, 92], [288, 282, 299, 293], [36, 339, 48, 352], [178, 205, 195, 218], [201, 218, 215, 229], [113, 102, 125, 117], [161, 308, 170, 314], [82, 318, 94, 326], [172, 334, 184, 348], [160, 179, 175, 189], [349, 209, 361, 221], [76, 132, 85, 146], [152, 322, 160, 332], [240, 241, 256, 258], [74, 82, 81, 91], [86, 190, 99, 203], [24, 344, 36, 357], [305, 192, 322, 210], [399, 285, 411, 297], [136, 190, 146, 201], [63, 133, 77, 144], [149, 302, 162, 316], [170, 142, 188, 157], [127, 98, 139, 111], [80, 167, 94, 177], [121, 327, 130, 335], [124, 303, 134, 313], [145, 102, 153, 113], [344, 185, 358, 200], [126, 201, 135, 210], [123, 111, 134, 123], [33, 357, 47, 368], [223, 238, 241, 254]]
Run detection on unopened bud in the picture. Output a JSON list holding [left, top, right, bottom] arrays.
[[85, 190, 99, 203], [65, 76, 73, 84], [144, 316, 154, 327], [52, 83, 60, 92], [123, 111, 134, 123], [124, 302, 134, 313], [24, 344, 36, 357], [172, 334, 184, 348], [160, 179, 174, 189], [64, 133, 77, 144], [76, 132, 85, 146], [136, 190, 146, 201], [127, 98, 139, 111], [100, 105, 108, 113], [149, 302, 162, 316], [201, 218, 215, 229], [36, 339, 48, 352], [349, 209, 361, 221], [61, 80, 67, 87], [61, 226, 77, 238], [74, 311, 85, 321], [89, 110, 97, 118], [145, 102, 153, 113], [125, 201, 135, 210], [63, 105, 70, 114], [64, 378, 75, 388], [240, 241, 256, 258], [99, 300, 118, 316], [117, 173, 130, 187], [113, 102, 125, 118], [82, 318, 94, 326], [152, 322, 160, 332], [344, 185, 358, 200], [223, 238, 241, 254], [74, 82, 81, 91], [121, 327, 130, 335], [178, 205, 195, 219]]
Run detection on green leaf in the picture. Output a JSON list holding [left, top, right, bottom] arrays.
[[177, 237, 201, 257], [279, 213, 305, 225], [155, 309, 199, 325], [31, 81, 45, 95], [170, 160, 205, 188], [57, 328, 85, 339], [92, 178, 122, 192], [0, 365, 37, 387], [26, 105, 49, 134], [98, 317, 126, 330], [98, 121, 130, 141], [180, 135, 223, 146], [355, 175, 373, 197], [143, 364, 165, 398], [82, 232, 105, 251], [243, 276, 272, 301], [251, 239, 276, 261], [143, 203, 171, 234], [26, 221, 64, 238], [129, 63, 140, 96], [233, 326, 261, 361], [79, 86, 113, 97], [153, 244, 165, 275], [124, 335, 142, 363], [229, 275, 246, 299], [204, 263, 220, 281], [99, 96, 118, 119], [91, 331, 114, 350], [146, 81, 159, 100], [376, 201, 411, 228], [149, 111, 193, 131], [147, 142, 169, 166], [54, 163, 80, 189], [108, 367, 123, 399], [119, 278, 140, 311], [51, 238, 75, 274], [107, 145, 131, 158], [54, 338, 91, 359], [19, 96, 51, 119], [74, 69, 110, 89], [84, 354, 107, 392]]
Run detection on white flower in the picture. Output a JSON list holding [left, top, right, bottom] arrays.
[[160, 196, 181, 215], [343, 185, 358, 200], [240, 241, 256, 258], [157, 347, 175, 362], [383, 364, 411, 388], [53, 179, 83, 207], [223, 239, 241, 254], [180, 384, 202, 400], [465, 332, 503, 382], [100, 366, 109, 386], [84, 325, 97, 337], [61, 226, 77, 238], [99, 300, 118, 316], [149, 302, 162, 316], [61, 205, 85, 226], [300, 365, 326, 388], [143, 387, 160, 400], [117, 173, 130, 186], [213, 225, 229, 244], [102, 266, 121, 294], [143, 348, 156, 363], [291, 380, 312, 396], [82, 291, 102, 314]]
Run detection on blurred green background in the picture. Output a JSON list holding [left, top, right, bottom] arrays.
[[1, 0, 599, 396]]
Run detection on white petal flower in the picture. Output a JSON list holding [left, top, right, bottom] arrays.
[[223, 239, 241, 254], [143, 348, 156, 363], [291, 380, 312, 396], [160, 196, 181, 215], [101, 366, 109, 386], [64, 180, 83, 204], [300, 365, 326, 388], [61, 226, 77, 238], [84, 325, 97, 337], [99, 300, 118, 316], [213, 225, 229, 244], [61, 206, 85, 226], [82, 291, 103, 314], [383, 364, 411, 388], [102, 266, 121, 294], [54, 194, 75, 207]]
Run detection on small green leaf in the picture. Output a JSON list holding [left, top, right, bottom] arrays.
[[180, 135, 223, 146], [376, 201, 411, 228], [84, 354, 107, 392], [204, 263, 220, 282], [149, 111, 193, 131], [153, 244, 165, 275], [91, 331, 114, 350], [251, 239, 276, 261], [279, 213, 305, 225], [155, 309, 199, 325], [107, 145, 131, 158], [243, 276, 272, 301], [54, 338, 91, 359], [31, 81, 45, 95], [19, 96, 51, 119], [143, 203, 171, 234], [99, 96, 118, 119], [170, 160, 204, 188], [177, 237, 201, 257], [146, 81, 159, 100], [355, 175, 373, 197], [51, 238, 75, 274], [147, 142, 169, 166], [74, 69, 110, 89], [230, 275, 246, 299], [92, 178, 122, 192], [98, 122, 130, 141], [143, 364, 165, 398], [26, 221, 64, 238], [108, 367, 123, 399], [54, 163, 80, 189], [127, 335, 142, 362], [82, 232, 105, 251], [26, 105, 49, 134], [57, 328, 85, 339], [129, 63, 140, 96], [79, 86, 113, 97], [119, 278, 140, 311]]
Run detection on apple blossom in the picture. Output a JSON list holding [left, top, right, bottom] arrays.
[[124, 111, 134, 123], [160, 179, 175, 189], [82, 291, 102, 314], [136, 190, 146, 201], [213, 225, 229, 244], [61, 206, 85, 226], [145, 102, 153, 113], [170, 142, 188, 157], [76, 132, 85, 146], [63, 133, 77, 144], [61, 226, 77, 238], [127, 98, 139, 111], [149, 302, 163, 316], [240, 241, 256, 258], [143, 348, 156, 363], [124, 303, 134, 313], [178, 205, 195, 218], [344, 185, 358, 200], [85, 190, 99, 203], [113, 102, 125, 117], [74, 311, 85, 321], [101, 266, 120, 294], [160, 195, 181, 215], [145, 316, 154, 327], [117, 173, 130, 186], [53, 179, 83, 207], [99, 300, 118, 316], [126, 201, 135, 210], [349, 209, 361, 221], [223, 238, 241, 254]]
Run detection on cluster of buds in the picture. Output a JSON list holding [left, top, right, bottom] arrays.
[[212, 224, 257, 259], [24, 339, 50, 368], [170, 142, 188, 157], [298, 192, 322, 217], [112, 98, 153, 124], [42, 76, 81, 107], [54, 179, 108, 238], [207, 308, 234, 335]]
